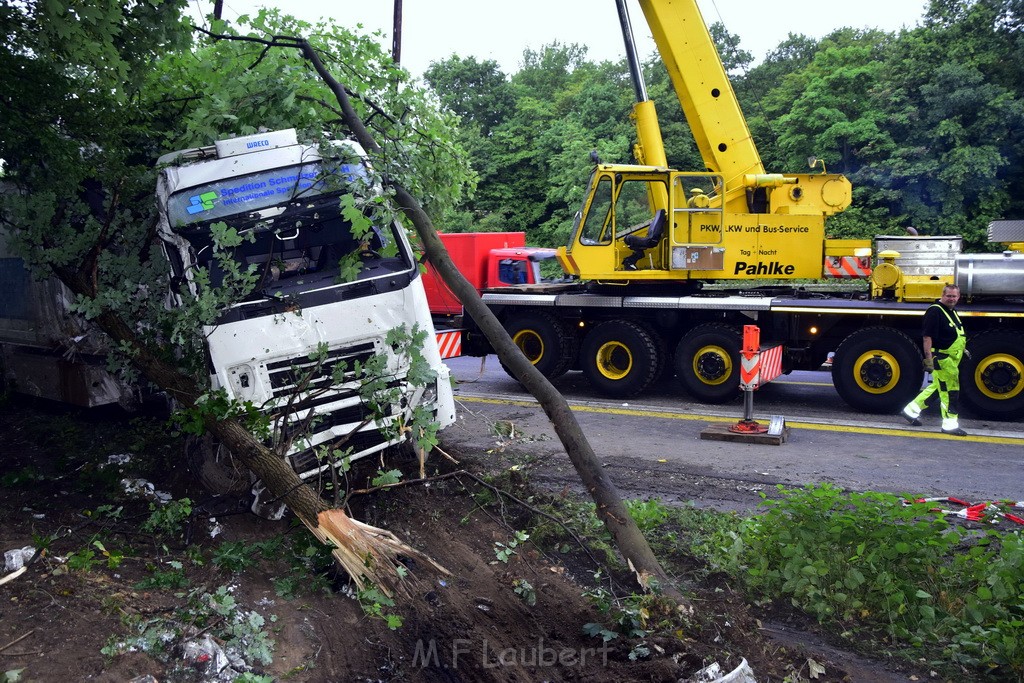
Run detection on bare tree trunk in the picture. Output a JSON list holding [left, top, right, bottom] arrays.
[[297, 38, 682, 601]]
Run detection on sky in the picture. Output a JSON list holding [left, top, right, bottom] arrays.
[[203, 0, 929, 77]]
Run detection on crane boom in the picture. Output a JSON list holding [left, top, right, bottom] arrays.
[[635, 0, 765, 181]]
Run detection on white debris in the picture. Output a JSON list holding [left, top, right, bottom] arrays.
[[685, 658, 757, 683], [4, 546, 36, 572], [181, 634, 232, 677], [121, 478, 155, 498], [102, 453, 133, 468], [120, 478, 172, 503]]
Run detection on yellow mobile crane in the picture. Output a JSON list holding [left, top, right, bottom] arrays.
[[556, 0, 857, 284], [460, 0, 1024, 420]]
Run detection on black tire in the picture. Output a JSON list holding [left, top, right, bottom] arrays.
[[832, 326, 923, 414], [651, 328, 673, 382], [674, 323, 741, 403], [502, 311, 576, 380], [185, 434, 253, 496], [579, 320, 660, 398], [961, 330, 1024, 420]]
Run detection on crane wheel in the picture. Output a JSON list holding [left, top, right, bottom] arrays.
[[674, 323, 741, 403], [832, 326, 922, 413], [961, 330, 1024, 419], [579, 320, 660, 398], [502, 311, 576, 380]]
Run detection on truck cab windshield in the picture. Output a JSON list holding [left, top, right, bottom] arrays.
[[167, 161, 406, 299]]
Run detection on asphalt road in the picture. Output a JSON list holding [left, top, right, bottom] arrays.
[[440, 355, 1024, 511]]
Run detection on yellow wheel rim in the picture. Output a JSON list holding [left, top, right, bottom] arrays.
[[692, 345, 732, 386], [512, 329, 544, 365], [595, 341, 633, 381], [974, 353, 1024, 401], [852, 350, 900, 394]]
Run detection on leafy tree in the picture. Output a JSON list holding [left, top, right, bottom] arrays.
[[423, 55, 514, 135], [427, 43, 636, 242], [865, 0, 1024, 245], [423, 56, 513, 232], [737, 33, 820, 169]]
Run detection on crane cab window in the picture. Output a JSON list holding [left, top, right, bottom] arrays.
[[579, 176, 614, 245], [577, 175, 669, 246], [613, 179, 665, 239]]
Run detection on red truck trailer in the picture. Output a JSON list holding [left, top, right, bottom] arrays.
[[423, 232, 556, 358]]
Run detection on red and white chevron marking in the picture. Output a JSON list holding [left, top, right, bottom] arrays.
[[435, 330, 462, 359], [740, 343, 785, 390], [758, 344, 784, 386], [739, 353, 760, 389], [823, 256, 872, 279]]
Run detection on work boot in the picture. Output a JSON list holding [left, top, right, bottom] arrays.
[[622, 254, 641, 271], [941, 427, 968, 436], [901, 408, 922, 427]]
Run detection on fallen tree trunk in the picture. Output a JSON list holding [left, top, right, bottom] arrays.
[[297, 39, 684, 602]]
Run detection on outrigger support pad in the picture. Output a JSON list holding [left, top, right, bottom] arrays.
[[729, 419, 768, 435]]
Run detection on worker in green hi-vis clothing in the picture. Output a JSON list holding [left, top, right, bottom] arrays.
[[901, 284, 968, 436]]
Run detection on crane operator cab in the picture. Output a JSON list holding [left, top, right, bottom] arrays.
[[561, 165, 727, 281]]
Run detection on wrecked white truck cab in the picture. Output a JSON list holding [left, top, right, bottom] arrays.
[[156, 129, 456, 510]]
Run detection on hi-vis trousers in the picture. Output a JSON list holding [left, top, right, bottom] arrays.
[[906, 344, 964, 431]]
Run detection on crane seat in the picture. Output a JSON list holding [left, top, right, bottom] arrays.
[[622, 209, 666, 270]]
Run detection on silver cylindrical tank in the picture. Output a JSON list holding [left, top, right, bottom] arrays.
[[955, 252, 1024, 297], [875, 236, 962, 276]]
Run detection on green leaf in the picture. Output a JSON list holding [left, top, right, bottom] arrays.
[[371, 469, 403, 487]]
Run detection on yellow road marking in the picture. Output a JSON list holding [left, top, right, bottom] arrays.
[[456, 395, 1023, 445]]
